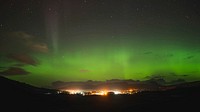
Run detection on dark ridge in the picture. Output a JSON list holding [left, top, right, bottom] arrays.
[[0, 75, 57, 95], [0, 76, 200, 112]]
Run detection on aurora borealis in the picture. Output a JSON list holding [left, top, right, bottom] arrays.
[[0, 0, 200, 87]]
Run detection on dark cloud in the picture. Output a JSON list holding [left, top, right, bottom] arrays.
[[0, 31, 48, 53], [13, 64, 25, 67], [0, 67, 7, 70], [7, 53, 38, 66], [52, 79, 161, 90], [0, 67, 29, 76], [30, 43, 49, 53], [166, 54, 174, 57], [0, 32, 49, 75], [0, 32, 30, 53], [169, 79, 186, 85], [80, 69, 90, 73], [146, 75, 166, 79], [185, 56, 194, 59], [145, 73, 188, 85], [144, 52, 152, 55], [147, 78, 166, 85], [146, 72, 178, 79]]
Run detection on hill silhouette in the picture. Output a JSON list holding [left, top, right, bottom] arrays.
[[0, 76, 200, 112], [0, 76, 58, 112]]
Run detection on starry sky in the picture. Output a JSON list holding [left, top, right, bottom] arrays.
[[0, 0, 200, 87]]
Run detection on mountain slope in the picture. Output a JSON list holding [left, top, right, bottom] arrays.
[[0, 76, 200, 112]]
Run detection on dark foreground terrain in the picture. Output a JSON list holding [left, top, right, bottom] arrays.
[[0, 76, 200, 112]]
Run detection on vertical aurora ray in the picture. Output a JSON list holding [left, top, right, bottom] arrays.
[[44, 1, 60, 54], [1, 0, 200, 87], [9, 34, 199, 86]]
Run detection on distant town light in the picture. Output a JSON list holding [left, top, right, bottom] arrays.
[[113, 91, 121, 95], [60, 89, 139, 96]]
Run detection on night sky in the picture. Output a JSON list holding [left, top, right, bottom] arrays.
[[0, 0, 200, 87]]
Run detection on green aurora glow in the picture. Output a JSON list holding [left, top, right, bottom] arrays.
[[0, 0, 200, 87], [8, 32, 200, 86]]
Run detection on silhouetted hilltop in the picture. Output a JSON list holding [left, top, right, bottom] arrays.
[[0, 76, 200, 112], [0, 76, 57, 95], [0, 76, 58, 112]]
